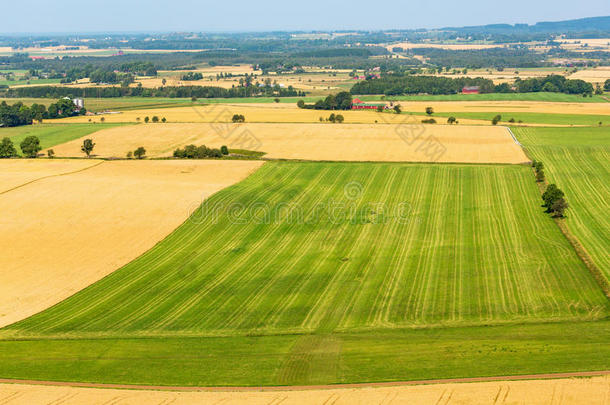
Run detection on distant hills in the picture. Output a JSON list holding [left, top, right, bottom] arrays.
[[445, 16, 610, 35]]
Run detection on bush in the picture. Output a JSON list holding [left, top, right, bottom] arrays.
[[335, 114, 344, 123], [0, 137, 18, 158], [126, 151, 133, 159], [422, 118, 436, 124], [144, 116, 150, 123], [20, 136, 41, 158], [425, 107, 434, 115], [161, 117, 167, 123], [447, 116, 457, 124], [232, 114, 245, 123], [174, 144, 226, 159], [491, 115, 502, 125], [47, 149, 55, 158], [220, 145, 229, 155]]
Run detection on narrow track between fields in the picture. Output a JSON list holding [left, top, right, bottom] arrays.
[[1, 370, 608, 392]]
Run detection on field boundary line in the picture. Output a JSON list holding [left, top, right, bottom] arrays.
[[0, 371, 609, 392], [0, 160, 105, 196], [505, 127, 523, 147]]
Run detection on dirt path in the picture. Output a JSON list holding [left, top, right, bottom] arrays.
[[1, 373, 609, 405], [1, 370, 608, 392]]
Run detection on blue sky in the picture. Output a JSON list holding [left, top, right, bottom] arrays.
[[2, 0, 609, 33]]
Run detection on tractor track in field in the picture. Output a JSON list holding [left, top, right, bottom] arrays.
[[1, 371, 609, 392]]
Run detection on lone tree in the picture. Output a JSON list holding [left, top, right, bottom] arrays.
[[20, 136, 41, 158], [144, 116, 150, 123], [491, 115, 502, 125], [551, 198, 569, 217], [152, 116, 159, 123], [0, 137, 18, 158], [133, 146, 146, 159], [161, 117, 167, 123], [81, 139, 96, 157], [447, 116, 457, 124], [393, 105, 401, 114], [47, 149, 55, 158], [335, 114, 344, 123], [425, 107, 434, 116], [220, 145, 229, 155]]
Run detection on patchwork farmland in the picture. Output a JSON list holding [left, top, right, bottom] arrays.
[[514, 126, 610, 282], [5, 162, 607, 339]]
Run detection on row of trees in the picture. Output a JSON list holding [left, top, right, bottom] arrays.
[[533, 160, 568, 217], [2, 84, 303, 99], [0, 136, 41, 158], [0, 99, 86, 127], [173, 144, 229, 159]]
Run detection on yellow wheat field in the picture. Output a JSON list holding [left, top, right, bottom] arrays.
[[1, 375, 608, 405], [0, 159, 263, 327], [567, 67, 610, 85], [48, 101, 610, 126], [46, 122, 529, 164], [0, 159, 99, 193]]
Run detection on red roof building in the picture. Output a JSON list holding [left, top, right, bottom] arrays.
[[462, 86, 480, 94]]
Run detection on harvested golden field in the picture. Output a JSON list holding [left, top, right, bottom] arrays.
[[1, 375, 608, 404], [0, 159, 263, 328], [567, 67, 610, 85], [50, 101, 610, 126], [0, 159, 98, 193], [48, 104, 484, 125], [47, 122, 528, 164]]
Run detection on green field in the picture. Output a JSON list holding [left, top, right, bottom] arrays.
[[0, 321, 608, 386], [513, 126, 610, 283], [360, 92, 610, 103], [5, 162, 607, 341], [406, 111, 609, 126], [0, 123, 125, 155]]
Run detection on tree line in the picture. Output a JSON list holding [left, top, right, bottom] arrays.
[[2, 84, 303, 99], [0, 98, 86, 127], [350, 74, 596, 96], [297, 91, 353, 110]]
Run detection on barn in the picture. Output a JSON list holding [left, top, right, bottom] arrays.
[[462, 86, 480, 94]]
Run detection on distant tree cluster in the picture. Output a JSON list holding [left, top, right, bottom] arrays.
[[297, 91, 352, 110], [0, 99, 86, 128], [513, 75, 593, 95], [173, 144, 224, 159], [181, 72, 204, 81], [351, 75, 496, 96], [350, 74, 596, 96]]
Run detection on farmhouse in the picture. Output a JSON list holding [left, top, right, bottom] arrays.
[[462, 86, 480, 94]]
